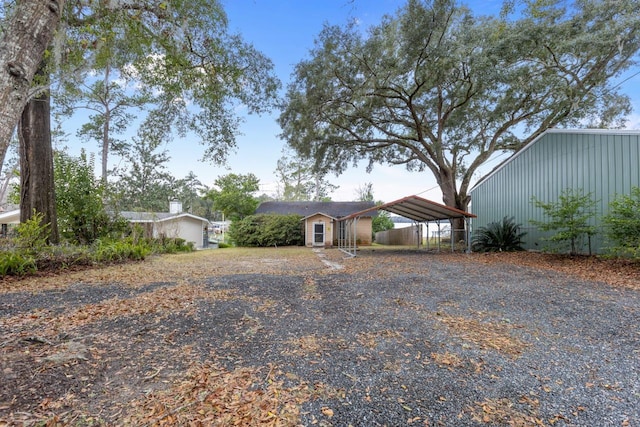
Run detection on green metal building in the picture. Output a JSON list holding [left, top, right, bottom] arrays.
[[469, 129, 640, 254]]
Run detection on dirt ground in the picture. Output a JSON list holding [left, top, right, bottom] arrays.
[[0, 247, 638, 426]]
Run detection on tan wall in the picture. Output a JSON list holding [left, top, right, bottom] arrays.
[[375, 225, 420, 246], [304, 215, 374, 247], [336, 217, 373, 246], [304, 214, 334, 247], [355, 217, 373, 246]]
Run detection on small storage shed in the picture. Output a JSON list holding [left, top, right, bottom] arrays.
[[254, 201, 377, 248], [470, 129, 640, 254]]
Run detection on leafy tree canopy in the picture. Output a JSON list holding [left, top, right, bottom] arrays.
[[110, 131, 176, 213], [279, 0, 640, 215], [274, 147, 338, 201], [206, 173, 260, 221], [52, 0, 281, 165]]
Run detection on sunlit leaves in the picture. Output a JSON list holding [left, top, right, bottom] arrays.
[[279, 0, 640, 212], [206, 173, 260, 220], [55, 0, 280, 170]]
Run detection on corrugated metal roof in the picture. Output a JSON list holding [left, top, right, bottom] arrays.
[[255, 201, 377, 218], [341, 195, 476, 222]]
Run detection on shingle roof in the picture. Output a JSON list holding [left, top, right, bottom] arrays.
[[255, 201, 377, 218], [119, 211, 208, 223]]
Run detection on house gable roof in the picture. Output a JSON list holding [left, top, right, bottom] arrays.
[[255, 201, 377, 218], [0, 209, 20, 224], [119, 211, 208, 224], [0, 210, 209, 226], [300, 212, 337, 221]]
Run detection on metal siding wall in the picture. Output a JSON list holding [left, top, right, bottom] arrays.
[[470, 131, 640, 253]]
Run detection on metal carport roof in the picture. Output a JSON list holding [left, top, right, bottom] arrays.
[[341, 195, 476, 222], [337, 195, 476, 256]]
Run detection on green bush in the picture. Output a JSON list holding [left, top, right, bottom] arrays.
[[0, 233, 197, 278], [472, 216, 527, 252], [0, 251, 36, 276], [372, 211, 394, 239], [92, 239, 152, 263], [55, 151, 130, 244], [530, 188, 598, 255], [230, 214, 304, 247], [602, 187, 640, 259], [14, 211, 50, 253], [153, 237, 194, 254]]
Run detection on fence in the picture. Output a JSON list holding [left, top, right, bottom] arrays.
[[375, 225, 421, 246]]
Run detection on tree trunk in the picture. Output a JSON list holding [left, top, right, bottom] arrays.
[[439, 170, 470, 247], [0, 0, 63, 151], [19, 65, 59, 244], [0, 137, 10, 179], [101, 64, 112, 183]]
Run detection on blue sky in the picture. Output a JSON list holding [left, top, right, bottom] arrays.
[[63, 0, 640, 203]]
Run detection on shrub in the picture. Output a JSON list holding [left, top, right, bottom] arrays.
[[153, 237, 194, 254], [230, 214, 304, 247], [14, 211, 50, 254], [92, 239, 152, 263], [472, 216, 527, 252], [55, 151, 129, 244], [372, 211, 394, 239], [530, 188, 598, 255], [602, 187, 640, 259], [0, 233, 196, 278], [0, 251, 36, 276]]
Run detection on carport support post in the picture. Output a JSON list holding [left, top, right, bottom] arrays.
[[353, 217, 358, 256], [437, 220, 441, 252], [466, 217, 472, 253], [451, 219, 454, 252], [346, 219, 352, 255], [426, 222, 430, 250]]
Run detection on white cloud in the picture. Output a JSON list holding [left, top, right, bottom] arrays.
[[624, 113, 640, 129]]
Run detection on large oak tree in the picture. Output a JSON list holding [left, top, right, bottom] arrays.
[[1, 0, 279, 242], [279, 0, 640, 234], [0, 0, 63, 179]]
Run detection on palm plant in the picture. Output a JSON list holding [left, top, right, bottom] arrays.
[[472, 216, 527, 252]]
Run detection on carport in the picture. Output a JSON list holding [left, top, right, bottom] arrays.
[[336, 195, 477, 257]]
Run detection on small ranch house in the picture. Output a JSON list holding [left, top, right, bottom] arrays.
[[0, 202, 210, 249], [0, 208, 19, 237], [121, 201, 210, 249], [470, 129, 640, 254], [254, 201, 377, 247]]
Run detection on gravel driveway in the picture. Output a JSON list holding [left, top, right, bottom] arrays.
[[1, 248, 638, 426]]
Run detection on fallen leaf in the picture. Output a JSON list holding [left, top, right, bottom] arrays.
[[321, 407, 334, 418]]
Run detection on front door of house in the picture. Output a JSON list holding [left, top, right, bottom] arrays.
[[313, 223, 325, 246]]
